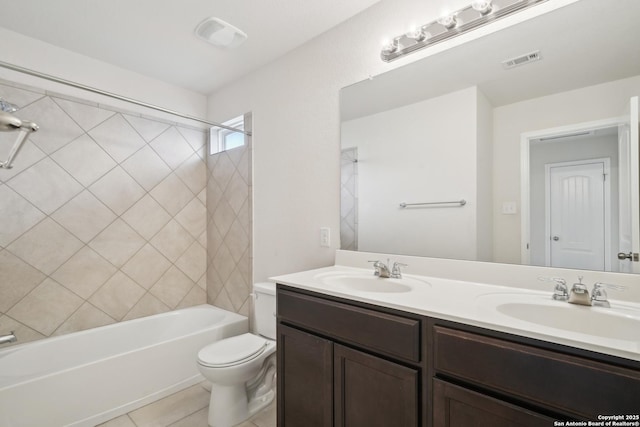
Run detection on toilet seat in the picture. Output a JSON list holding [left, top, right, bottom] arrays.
[[198, 333, 268, 368]]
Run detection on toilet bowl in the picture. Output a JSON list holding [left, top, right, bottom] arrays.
[[197, 282, 277, 427]]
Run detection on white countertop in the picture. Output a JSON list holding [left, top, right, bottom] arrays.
[[271, 265, 640, 362]]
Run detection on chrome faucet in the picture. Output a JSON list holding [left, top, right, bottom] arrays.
[[568, 276, 591, 306], [590, 282, 626, 308], [539, 276, 569, 301], [369, 260, 391, 278], [391, 262, 407, 279], [0, 331, 17, 346]]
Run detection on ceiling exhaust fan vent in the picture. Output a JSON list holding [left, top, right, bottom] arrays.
[[502, 50, 541, 69]]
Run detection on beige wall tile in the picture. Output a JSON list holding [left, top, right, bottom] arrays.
[[51, 246, 117, 299], [50, 133, 118, 188], [89, 166, 145, 215], [151, 220, 195, 262], [0, 315, 44, 346], [89, 219, 146, 267], [175, 198, 206, 239], [121, 243, 171, 289], [7, 157, 83, 214], [121, 195, 172, 240], [149, 127, 195, 170], [7, 218, 83, 275], [123, 114, 170, 143], [20, 97, 84, 154], [7, 278, 83, 336], [53, 97, 115, 132], [53, 302, 116, 336], [175, 153, 206, 194], [0, 249, 46, 312], [88, 272, 145, 320], [176, 285, 206, 309], [176, 241, 206, 282], [150, 266, 195, 308], [89, 114, 146, 163], [176, 127, 207, 152], [150, 173, 194, 215], [0, 184, 46, 247], [51, 190, 117, 243], [121, 145, 172, 191], [123, 293, 170, 321]]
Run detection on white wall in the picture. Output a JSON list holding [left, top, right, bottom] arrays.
[[342, 87, 478, 259], [206, 0, 575, 282], [0, 27, 207, 122], [476, 89, 494, 262], [493, 75, 640, 265]]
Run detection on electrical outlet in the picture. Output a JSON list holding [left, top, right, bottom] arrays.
[[502, 201, 517, 215], [320, 227, 330, 247]]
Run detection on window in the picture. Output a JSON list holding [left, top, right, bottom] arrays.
[[209, 115, 245, 155]]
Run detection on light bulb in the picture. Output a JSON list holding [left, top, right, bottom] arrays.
[[405, 25, 427, 41], [471, 0, 493, 15], [437, 14, 458, 30], [381, 38, 399, 55]]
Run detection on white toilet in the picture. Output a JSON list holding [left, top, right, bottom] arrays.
[[197, 282, 277, 427]]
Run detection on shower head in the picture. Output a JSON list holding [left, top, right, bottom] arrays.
[[0, 97, 18, 113], [0, 110, 22, 131], [0, 110, 39, 169]]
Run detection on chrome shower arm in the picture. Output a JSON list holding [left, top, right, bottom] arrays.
[[0, 111, 39, 169]]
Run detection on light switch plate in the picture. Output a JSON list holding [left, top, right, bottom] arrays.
[[320, 227, 330, 247], [502, 202, 517, 215]]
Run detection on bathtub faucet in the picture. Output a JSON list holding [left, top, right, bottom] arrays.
[[0, 331, 17, 345]]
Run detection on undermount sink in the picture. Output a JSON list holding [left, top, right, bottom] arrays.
[[477, 293, 640, 342], [314, 271, 430, 293]]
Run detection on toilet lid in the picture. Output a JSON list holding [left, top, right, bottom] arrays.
[[198, 333, 268, 368]]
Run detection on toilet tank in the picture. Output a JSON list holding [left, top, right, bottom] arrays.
[[253, 282, 276, 339]]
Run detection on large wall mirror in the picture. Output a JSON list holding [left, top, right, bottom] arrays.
[[340, 0, 640, 274]]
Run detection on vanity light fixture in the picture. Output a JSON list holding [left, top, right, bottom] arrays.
[[381, 0, 548, 62]]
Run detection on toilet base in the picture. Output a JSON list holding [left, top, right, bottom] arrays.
[[207, 384, 275, 427]]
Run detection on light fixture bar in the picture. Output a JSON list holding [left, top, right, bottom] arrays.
[[381, 0, 548, 62]]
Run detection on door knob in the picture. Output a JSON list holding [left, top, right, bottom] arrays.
[[552, 236, 560, 241], [618, 252, 633, 260]]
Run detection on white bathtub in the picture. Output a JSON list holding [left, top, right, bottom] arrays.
[[0, 304, 248, 427]]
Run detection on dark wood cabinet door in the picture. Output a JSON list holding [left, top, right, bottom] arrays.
[[334, 344, 419, 427], [277, 324, 333, 427], [433, 379, 554, 427]]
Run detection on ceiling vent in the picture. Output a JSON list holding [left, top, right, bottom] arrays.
[[195, 17, 247, 49], [502, 50, 541, 69]]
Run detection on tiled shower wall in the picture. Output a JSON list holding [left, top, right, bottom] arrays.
[[205, 114, 252, 317], [340, 147, 358, 251], [0, 79, 208, 345]]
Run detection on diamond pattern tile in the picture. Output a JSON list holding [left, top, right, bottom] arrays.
[[121, 195, 171, 240], [7, 157, 83, 215], [7, 278, 83, 336], [0, 184, 46, 247], [1, 78, 213, 344], [51, 246, 117, 299], [121, 244, 171, 289], [0, 249, 46, 312], [89, 219, 146, 267], [175, 153, 206, 194], [175, 198, 206, 239], [121, 145, 171, 191], [89, 166, 145, 215], [51, 190, 117, 243], [176, 241, 206, 282], [176, 127, 207, 152], [150, 173, 194, 216], [123, 114, 170, 142], [50, 134, 117, 187], [89, 114, 146, 163], [7, 218, 83, 275], [54, 98, 115, 131], [150, 266, 195, 308], [150, 220, 194, 262], [19, 97, 85, 154], [150, 127, 195, 169], [88, 271, 145, 320]]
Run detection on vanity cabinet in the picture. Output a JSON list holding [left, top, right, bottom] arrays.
[[431, 324, 640, 424], [277, 286, 423, 427], [277, 284, 640, 427]]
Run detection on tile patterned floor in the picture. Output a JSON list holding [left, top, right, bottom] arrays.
[[98, 382, 276, 427]]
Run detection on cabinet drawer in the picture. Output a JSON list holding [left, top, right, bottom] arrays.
[[278, 288, 420, 362], [433, 326, 640, 419], [433, 379, 554, 427]]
